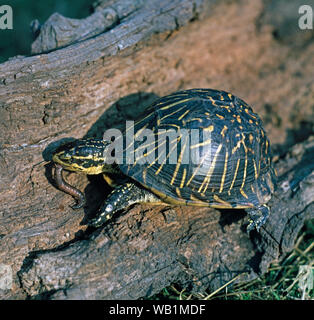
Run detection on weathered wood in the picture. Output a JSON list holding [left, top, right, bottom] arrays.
[[31, 9, 118, 54], [0, 0, 313, 299]]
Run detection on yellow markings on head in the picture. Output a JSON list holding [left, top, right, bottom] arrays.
[[229, 158, 240, 192], [58, 154, 95, 161], [198, 144, 223, 193], [236, 115, 242, 123], [216, 114, 225, 120], [82, 164, 105, 175], [213, 194, 232, 207], [249, 133, 254, 144], [220, 125, 228, 137], [265, 139, 269, 154], [219, 150, 228, 193], [249, 119, 253, 124], [220, 94, 224, 101], [206, 125, 214, 132], [53, 150, 106, 174], [228, 93, 232, 99]]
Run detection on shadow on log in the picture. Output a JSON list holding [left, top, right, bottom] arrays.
[[0, 0, 313, 299]]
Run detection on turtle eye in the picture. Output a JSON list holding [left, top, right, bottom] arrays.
[[59, 151, 72, 161]]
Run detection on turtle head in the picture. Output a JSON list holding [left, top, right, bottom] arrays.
[[52, 139, 111, 174]]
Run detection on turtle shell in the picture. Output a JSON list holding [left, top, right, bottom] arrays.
[[119, 89, 276, 209]]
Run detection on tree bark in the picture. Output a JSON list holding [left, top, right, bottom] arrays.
[[0, 0, 313, 299]]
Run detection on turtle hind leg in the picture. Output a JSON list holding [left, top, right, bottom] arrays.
[[89, 183, 161, 227], [246, 204, 270, 233]]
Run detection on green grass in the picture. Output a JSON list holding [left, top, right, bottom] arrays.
[[150, 220, 313, 300]]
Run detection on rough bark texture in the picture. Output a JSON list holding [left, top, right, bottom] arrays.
[[0, 0, 313, 299]]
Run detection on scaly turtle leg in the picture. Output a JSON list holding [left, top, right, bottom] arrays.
[[89, 183, 162, 227], [246, 204, 270, 232]]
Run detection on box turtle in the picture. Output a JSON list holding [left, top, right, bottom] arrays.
[[52, 88, 276, 231]]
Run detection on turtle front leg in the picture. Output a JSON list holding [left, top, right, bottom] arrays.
[[89, 183, 162, 227], [246, 204, 270, 232]]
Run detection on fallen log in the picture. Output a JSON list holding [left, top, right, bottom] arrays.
[[0, 0, 313, 299], [17, 136, 314, 299]]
